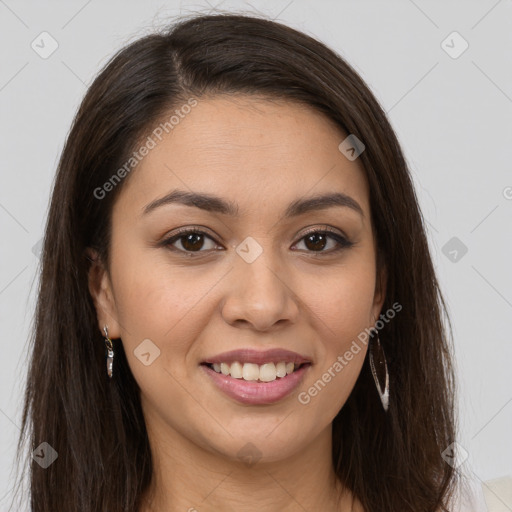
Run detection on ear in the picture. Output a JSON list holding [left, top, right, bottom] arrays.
[[86, 247, 122, 339], [371, 262, 387, 322]]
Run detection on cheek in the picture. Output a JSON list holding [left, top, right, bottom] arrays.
[[293, 261, 375, 419], [108, 242, 225, 389], [112, 274, 201, 358], [303, 257, 377, 344], [109, 236, 204, 332]]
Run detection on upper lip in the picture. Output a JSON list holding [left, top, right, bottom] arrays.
[[201, 348, 312, 366]]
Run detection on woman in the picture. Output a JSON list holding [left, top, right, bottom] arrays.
[[15, 12, 460, 512]]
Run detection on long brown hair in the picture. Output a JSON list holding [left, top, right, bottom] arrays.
[[13, 12, 459, 511]]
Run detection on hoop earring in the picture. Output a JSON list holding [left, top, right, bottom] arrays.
[[103, 325, 114, 379], [369, 328, 389, 412]]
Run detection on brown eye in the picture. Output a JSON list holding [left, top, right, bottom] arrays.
[[162, 227, 353, 257], [303, 232, 329, 251], [179, 232, 206, 251], [164, 230, 218, 254], [293, 229, 353, 254]]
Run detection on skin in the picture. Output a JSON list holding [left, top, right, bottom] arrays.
[[88, 95, 386, 512]]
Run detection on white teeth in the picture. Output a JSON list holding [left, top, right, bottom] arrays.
[[209, 361, 302, 381], [259, 363, 277, 382], [230, 361, 243, 379], [275, 361, 287, 378], [242, 363, 260, 381]]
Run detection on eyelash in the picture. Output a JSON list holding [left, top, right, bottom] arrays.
[[161, 225, 354, 257]]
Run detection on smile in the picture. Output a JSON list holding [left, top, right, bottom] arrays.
[[200, 362, 312, 405], [207, 361, 303, 381]]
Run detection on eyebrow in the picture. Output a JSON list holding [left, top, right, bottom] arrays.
[[142, 189, 364, 219]]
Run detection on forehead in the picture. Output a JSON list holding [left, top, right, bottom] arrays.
[[117, 95, 370, 219]]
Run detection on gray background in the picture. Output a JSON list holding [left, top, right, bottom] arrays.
[[1, 1, 511, 510]]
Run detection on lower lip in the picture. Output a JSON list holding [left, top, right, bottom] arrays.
[[200, 363, 311, 405]]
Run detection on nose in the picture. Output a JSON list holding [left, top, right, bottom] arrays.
[[220, 250, 300, 332]]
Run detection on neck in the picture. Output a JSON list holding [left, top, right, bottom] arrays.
[[138, 417, 353, 512]]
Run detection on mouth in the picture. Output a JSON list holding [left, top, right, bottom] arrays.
[[200, 361, 311, 382], [199, 361, 312, 405], [199, 347, 313, 404]]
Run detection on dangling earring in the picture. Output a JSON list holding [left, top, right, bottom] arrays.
[[103, 325, 114, 379], [369, 328, 389, 411]]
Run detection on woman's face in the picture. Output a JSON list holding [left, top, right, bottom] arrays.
[[89, 94, 385, 464]]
